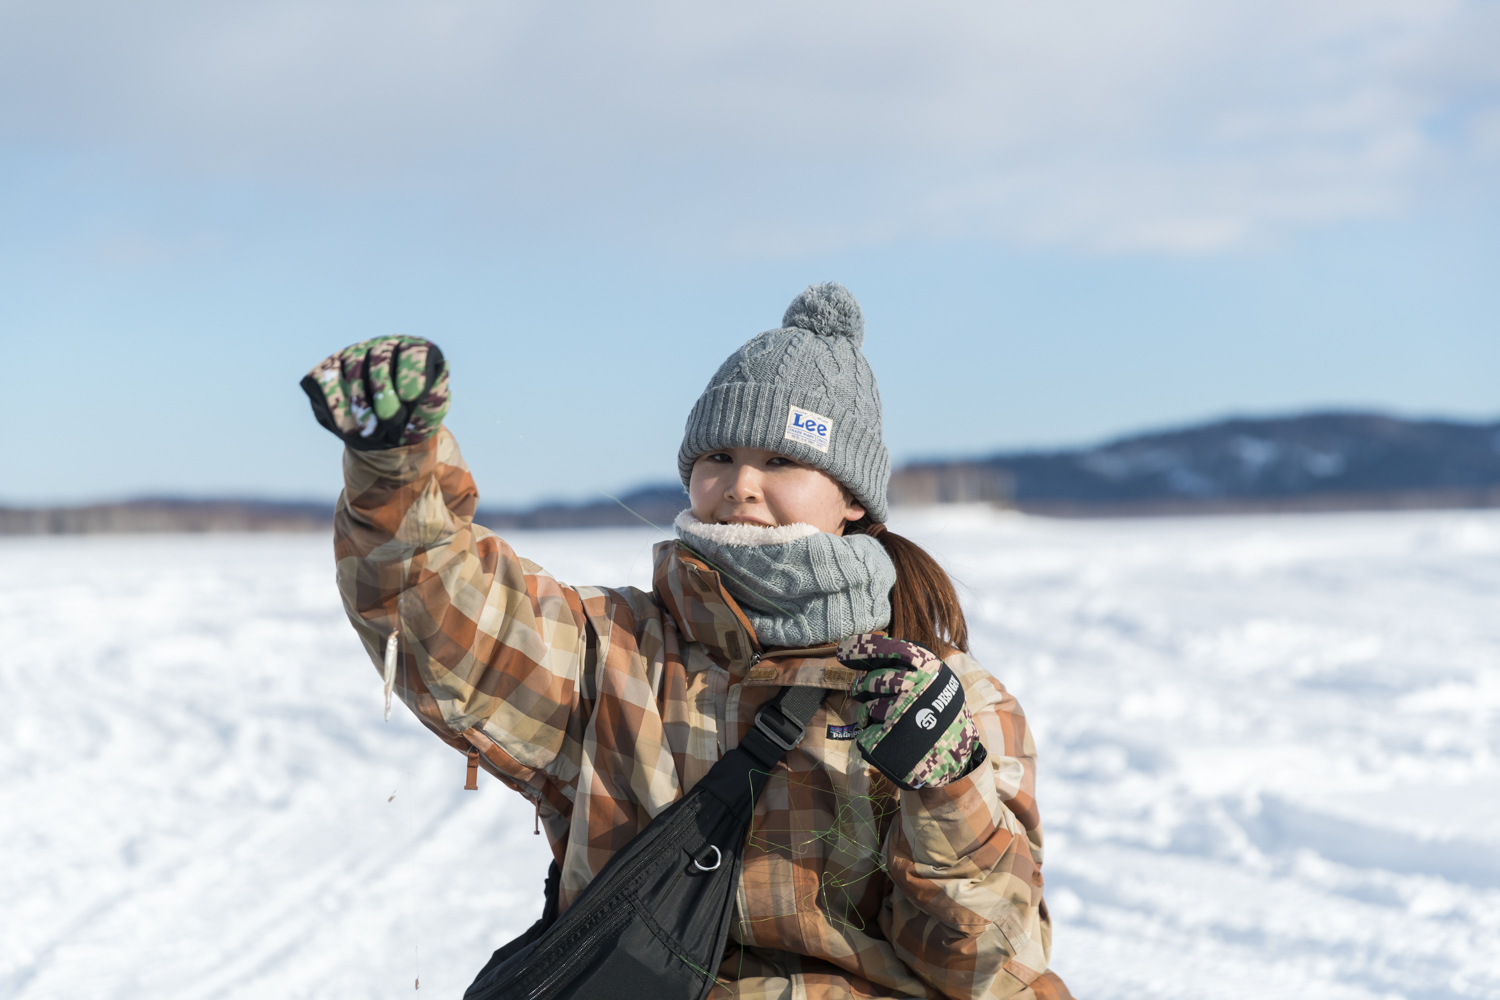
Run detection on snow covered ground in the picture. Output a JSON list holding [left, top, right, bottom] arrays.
[[3, 509, 1498, 998]]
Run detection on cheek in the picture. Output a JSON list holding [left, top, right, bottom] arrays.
[[768, 471, 848, 528], [687, 468, 719, 514]]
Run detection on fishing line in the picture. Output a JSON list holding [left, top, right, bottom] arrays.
[[600, 489, 801, 619], [404, 763, 421, 990], [411, 758, 420, 990], [384, 635, 421, 991], [597, 491, 670, 533]]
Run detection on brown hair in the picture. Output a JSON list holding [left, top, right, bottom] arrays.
[[846, 516, 969, 656]]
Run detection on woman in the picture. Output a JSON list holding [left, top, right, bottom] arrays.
[[301, 283, 1070, 999]]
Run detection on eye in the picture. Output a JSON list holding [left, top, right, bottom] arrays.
[[766, 455, 798, 468], [703, 452, 733, 464]]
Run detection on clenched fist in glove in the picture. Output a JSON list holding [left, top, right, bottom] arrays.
[[840, 633, 987, 790], [301, 336, 450, 450]]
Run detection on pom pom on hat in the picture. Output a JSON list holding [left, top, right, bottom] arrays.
[[782, 282, 864, 346]]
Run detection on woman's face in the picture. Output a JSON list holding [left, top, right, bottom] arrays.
[[689, 448, 866, 533]]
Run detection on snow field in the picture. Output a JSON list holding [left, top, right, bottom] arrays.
[[2, 509, 1498, 998]]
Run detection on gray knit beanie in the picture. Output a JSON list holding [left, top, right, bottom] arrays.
[[678, 282, 890, 523]]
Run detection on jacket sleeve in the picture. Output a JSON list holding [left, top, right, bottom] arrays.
[[881, 654, 1052, 1000], [333, 427, 592, 810]]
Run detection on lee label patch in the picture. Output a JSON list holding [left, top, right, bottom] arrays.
[[826, 723, 859, 741], [784, 405, 833, 453]]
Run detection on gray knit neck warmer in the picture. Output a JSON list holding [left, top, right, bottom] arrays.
[[674, 511, 896, 649]]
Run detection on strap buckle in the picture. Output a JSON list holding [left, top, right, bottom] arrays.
[[752, 702, 805, 752]]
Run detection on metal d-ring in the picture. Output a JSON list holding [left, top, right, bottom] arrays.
[[691, 844, 722, 872]]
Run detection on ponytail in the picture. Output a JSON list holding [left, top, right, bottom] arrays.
[[847, 517, 969, 657]]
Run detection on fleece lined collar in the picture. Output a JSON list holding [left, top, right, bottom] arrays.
[[673, 510, 822, 547]]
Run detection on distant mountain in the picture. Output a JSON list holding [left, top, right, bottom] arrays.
[[5, 412, 1497, 534], [0, 498, 334, 534], [0, 487, 692, 536], [892, 411, 1500, 516]]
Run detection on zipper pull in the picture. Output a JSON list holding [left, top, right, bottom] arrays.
[[465, 747, 480, 791]]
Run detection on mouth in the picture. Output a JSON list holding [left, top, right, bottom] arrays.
[[720, 514, 776, 528]]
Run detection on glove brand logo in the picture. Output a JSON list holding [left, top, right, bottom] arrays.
[[915, 708, 938, 730], [929, 673, 961, 714], [784, 405, 832, 453]]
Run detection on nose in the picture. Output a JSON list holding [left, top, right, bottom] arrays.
[[725, 462, 762, 502]]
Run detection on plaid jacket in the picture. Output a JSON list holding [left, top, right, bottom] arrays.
[[334, 429, 1065, 1000]]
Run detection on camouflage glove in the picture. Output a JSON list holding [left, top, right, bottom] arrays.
[[300, 336, 450, 450], [839, 633, 987, 791]]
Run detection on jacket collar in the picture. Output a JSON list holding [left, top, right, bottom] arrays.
[[652, 540, 761, 675], [651, 540, 852, 687]]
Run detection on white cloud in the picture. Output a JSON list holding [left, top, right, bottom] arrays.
[[1, 0, 1495, 254]]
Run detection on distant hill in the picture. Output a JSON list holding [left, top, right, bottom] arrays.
[[4, 411, 1497, 534], [898, 411, 1500, 516], [0, 486, 692, 536], [0, 498, 335, 534]]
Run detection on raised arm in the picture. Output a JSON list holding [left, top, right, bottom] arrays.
[[302, 337, 593, 807]]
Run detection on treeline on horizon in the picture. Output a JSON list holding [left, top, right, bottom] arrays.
[[6, 411, 1499, 535]]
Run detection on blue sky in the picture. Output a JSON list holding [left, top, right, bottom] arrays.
[[4, 0, 1497, 507]]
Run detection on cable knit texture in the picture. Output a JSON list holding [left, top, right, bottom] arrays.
[[674, 511, 896, 648], [677, 283, 891, 522]]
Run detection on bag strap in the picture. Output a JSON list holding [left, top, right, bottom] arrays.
[[737, 685, 826, 770], [692, 685, 826, 815], [515, 685, 824, 954]]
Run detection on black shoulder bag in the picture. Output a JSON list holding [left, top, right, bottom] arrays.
[[464, 685, 825, 1000]]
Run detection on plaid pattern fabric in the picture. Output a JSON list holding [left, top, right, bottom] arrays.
[[334, 429, 1064, 1000]]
